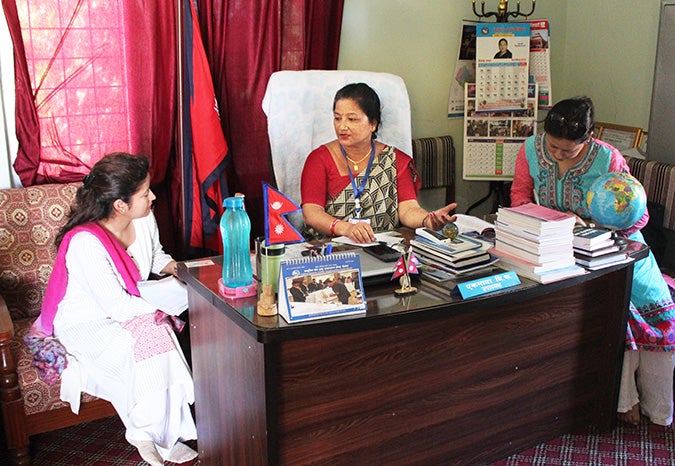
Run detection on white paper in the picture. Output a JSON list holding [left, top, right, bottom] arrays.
[[137, 276, 188, 316], [332, 232, 404, 248]]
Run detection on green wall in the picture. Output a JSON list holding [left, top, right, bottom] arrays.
[[338, 0, 661, 215]]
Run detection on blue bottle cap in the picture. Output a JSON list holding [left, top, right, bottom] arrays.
[[223, 196, 243, 209]]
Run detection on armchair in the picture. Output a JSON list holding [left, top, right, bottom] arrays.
[[0, 183, 116, 465], [262, 70, 413, 208]]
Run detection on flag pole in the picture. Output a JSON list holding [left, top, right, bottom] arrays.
[[176, 0, 186, 254]]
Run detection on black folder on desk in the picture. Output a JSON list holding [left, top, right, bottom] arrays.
[[351, 248, 395, 286]]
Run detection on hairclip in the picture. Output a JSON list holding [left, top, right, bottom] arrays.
[[548, 112, 587, 133], [83, 173, 95, 186]]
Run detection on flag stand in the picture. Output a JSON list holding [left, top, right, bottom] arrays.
[[257, 250, 279, 316], [393, 246, 419, 296]]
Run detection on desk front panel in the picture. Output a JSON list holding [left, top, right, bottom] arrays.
[[182, 259, 631, 465], [269, 269, 627, 465]]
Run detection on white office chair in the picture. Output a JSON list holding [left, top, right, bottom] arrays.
[[262, 70, 413, 209]]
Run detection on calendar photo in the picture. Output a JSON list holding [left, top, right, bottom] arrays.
[[475, 22, 530, 113], [463, 82, 538, 181]]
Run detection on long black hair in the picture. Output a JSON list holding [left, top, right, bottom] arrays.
[[56, 152, 150, 247], [333, 82, 381, 139], [544, 96, 595, 143]]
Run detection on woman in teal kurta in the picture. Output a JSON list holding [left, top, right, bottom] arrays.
[[511, 97, 675, 426]]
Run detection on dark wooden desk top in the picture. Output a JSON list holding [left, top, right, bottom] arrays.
[[178, 238, 647, 344]]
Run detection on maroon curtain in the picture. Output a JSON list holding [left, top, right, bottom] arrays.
[[194, 0, 344, 237], [5, 0, 343, 254], [2, 0, 41, 186], [124, 1, 177, 185], [5, 0, 176, 188]]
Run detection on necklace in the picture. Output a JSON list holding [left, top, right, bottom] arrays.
[[344, 147, 373, 171]]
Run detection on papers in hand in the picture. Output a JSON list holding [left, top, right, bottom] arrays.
[[137, 276, 188, 316]]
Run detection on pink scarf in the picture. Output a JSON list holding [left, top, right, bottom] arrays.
[[31, 222, 141, 337]]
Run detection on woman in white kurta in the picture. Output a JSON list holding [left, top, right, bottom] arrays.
[[42, 153, 196, 465]]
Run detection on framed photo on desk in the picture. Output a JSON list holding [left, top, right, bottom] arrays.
[[595, 122, 643, 151]]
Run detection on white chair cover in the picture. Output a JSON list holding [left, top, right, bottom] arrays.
[[262, 70, 412, 206]]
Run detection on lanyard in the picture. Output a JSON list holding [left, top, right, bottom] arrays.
[[340, 141, 376, 218]]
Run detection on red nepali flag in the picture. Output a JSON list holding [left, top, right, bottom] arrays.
[[263, 183, 304, 245], [183, 0, 229, 255], [392, 250, 419, 279]]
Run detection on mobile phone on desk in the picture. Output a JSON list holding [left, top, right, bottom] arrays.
[[362, 242, 401, 262]]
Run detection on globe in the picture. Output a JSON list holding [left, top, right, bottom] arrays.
[[586, 172, 647, 230]]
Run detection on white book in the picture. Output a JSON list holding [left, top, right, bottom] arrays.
[[453, 214, 496, 235], [490, 247, 576, 272], [494, 239, 574, 265], [495, 221, 574, 245], [413, 229, 483, 253], [495, 257, 587, 284], [497, 203, 576, 232]]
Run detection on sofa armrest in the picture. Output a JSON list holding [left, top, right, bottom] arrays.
[[412, 135, 456, 205], [0, 294, 14, 341], [625, 156, 675, 230]]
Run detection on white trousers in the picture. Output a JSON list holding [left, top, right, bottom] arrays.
[[617, 350, 675, 426]]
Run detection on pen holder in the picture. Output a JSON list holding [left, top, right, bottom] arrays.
[[255, 236, 285, 294]]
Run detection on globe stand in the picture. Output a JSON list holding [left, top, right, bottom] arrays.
[[611, 231, 629, 251]]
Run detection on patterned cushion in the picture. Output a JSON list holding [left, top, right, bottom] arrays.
[[0, 183, 79, 321], [0, 182, 102, 415], [11, 317, 99, 415]]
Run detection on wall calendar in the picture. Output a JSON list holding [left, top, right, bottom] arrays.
[[463, 82, 538, 181]]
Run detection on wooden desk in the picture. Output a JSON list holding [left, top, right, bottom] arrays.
[[179, 253, 640, 465]]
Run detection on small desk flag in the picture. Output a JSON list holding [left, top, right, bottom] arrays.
[[263, 183, 304, 245], [392, 249, 419, 279]]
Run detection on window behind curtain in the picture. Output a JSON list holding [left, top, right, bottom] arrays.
[[18, 0, 135, 181]]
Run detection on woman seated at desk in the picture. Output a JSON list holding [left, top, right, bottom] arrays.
[[300, 82, 457, 244], [510, 96, 675, 427]]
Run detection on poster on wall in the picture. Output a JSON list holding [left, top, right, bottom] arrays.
[[527, 19, 552, 109], [447, 20, 478, 118], [475, 22, 531, 113], [463, 82, 538, 181]]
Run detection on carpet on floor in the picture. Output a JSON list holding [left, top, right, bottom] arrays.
[[0, 413, 674, 465], [0, 415, 198, 466]]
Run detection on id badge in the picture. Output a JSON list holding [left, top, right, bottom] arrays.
[[349, 218, 371, 225]]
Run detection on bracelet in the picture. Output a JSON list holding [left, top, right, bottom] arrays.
[[329, 218, 340, 236], [422, 211, 437, 229]]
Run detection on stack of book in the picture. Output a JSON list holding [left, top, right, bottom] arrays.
[[489, 203, 586, 284], [411, 226, 498, 279], [572, 227, 631, 270]]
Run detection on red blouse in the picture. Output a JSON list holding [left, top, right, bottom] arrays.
[[301, 145, 419, 207]]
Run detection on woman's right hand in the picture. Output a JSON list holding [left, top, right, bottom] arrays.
[[568, 211, 593, 228], [344, 220, 376, 244]]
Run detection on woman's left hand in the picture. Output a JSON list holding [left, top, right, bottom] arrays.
[[161, 260, 179, 278], [426, 202, 458, 230]]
